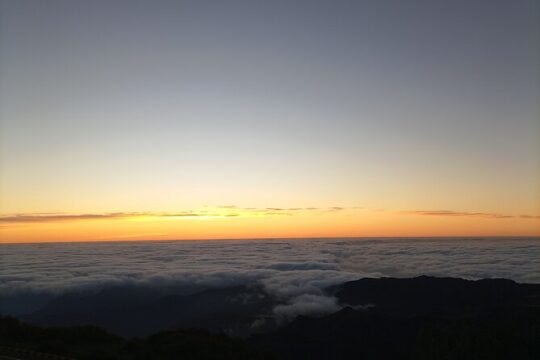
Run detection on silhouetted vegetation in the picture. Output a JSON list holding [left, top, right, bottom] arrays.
[[0, 316, 274, 360]]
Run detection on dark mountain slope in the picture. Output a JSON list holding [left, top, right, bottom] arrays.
[[9, 276, 540, 359], [0, 316, 275, 360], [252, 276, 540, 360], [334, 275, 538, 315], [23, 285, 275, 337]]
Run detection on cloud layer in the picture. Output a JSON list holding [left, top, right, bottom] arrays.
[[1, 237, 538, 320]]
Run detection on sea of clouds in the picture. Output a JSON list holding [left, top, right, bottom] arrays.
[[1, 237, 539, 320]]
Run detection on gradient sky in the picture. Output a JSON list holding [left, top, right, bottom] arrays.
[[1, 0, 539, 242]]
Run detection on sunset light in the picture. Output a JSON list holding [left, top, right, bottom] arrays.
[[0, 1, 539, 358]]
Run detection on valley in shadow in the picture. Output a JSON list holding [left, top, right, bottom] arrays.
[[1, 276, 539, 359]]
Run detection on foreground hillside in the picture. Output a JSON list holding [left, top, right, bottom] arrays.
[[0, 317, 274, 360], [2, 276, 539, 359], [254, 276, 540, 359]]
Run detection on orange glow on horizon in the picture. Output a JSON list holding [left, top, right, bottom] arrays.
[[1, 207, 538, 243]]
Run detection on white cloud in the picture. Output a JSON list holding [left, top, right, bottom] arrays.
[[273, 294, 341, 323], [1, 237, 538, 319]]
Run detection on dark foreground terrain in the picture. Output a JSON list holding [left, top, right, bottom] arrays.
[[2, 276, 539, 359], [254, 276, 540, 359]]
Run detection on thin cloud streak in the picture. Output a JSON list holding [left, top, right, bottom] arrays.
[[0, 208, 302, 224], [1, 207, 538, 224], [0, 212, 240, 224], [0, 205, 356, 225], [520, 215, 540, 219], [405, 210, 529, 219], [0, 213, 138, 223]]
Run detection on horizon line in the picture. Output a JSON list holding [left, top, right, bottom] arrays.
[[2, 235, 539, 245]]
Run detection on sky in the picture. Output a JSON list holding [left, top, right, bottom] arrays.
[[1, 0, 539, 242]]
